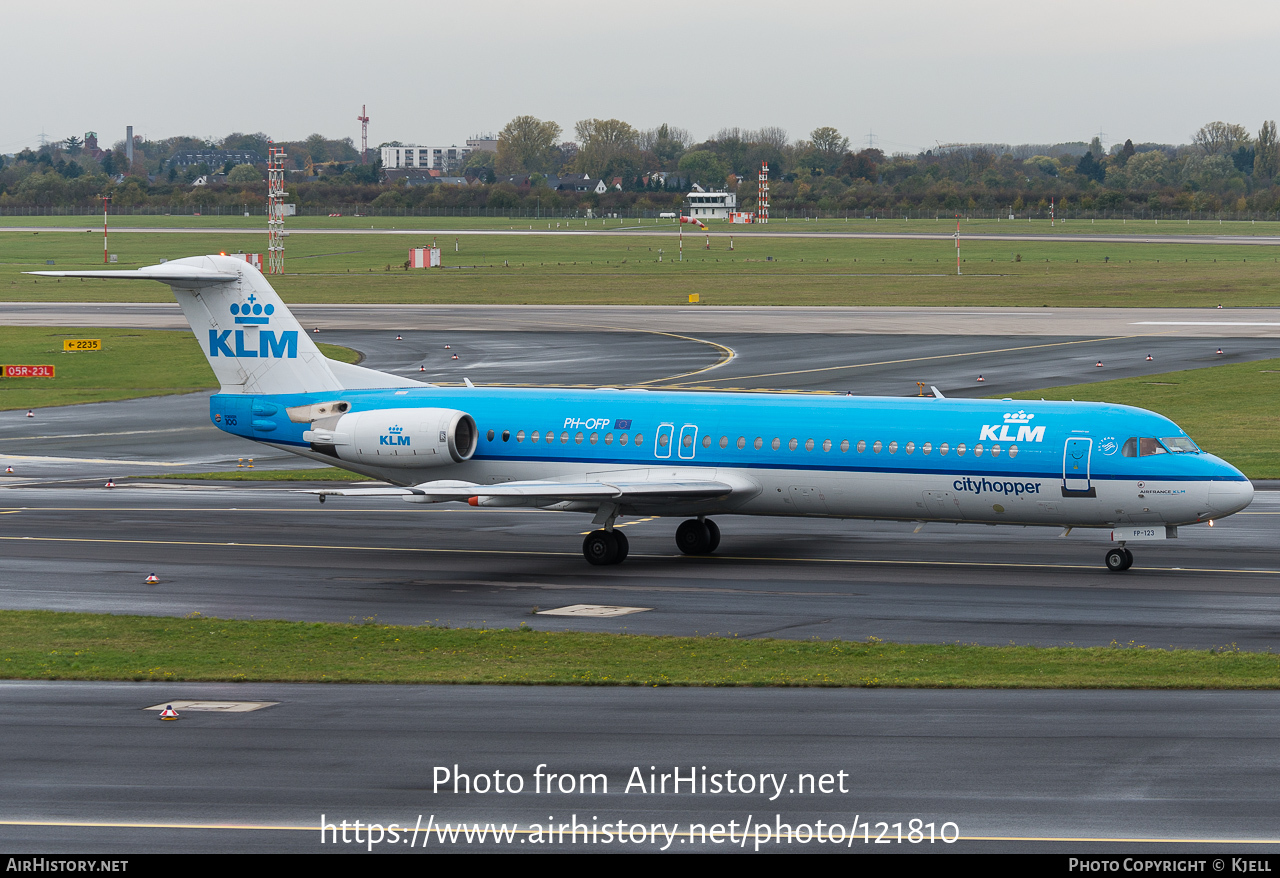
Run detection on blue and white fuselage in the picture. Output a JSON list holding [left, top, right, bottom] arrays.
[[215, 386, 1249, 530], [29, 254, 1253, 570]]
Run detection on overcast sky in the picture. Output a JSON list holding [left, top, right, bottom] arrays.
[[4, 0, 1278, 155]]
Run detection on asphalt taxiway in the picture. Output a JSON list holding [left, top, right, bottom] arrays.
[[2, 486, 1279, 649]]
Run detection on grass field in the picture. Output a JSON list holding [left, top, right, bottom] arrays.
[[5, 213, 1280, 237], [3, 229, 1279, 307], [3, 610, 1275, 687], [1005, 358, 1280, 478], [0, 326, 359, 411]]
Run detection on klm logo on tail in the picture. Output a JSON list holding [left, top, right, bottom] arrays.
[[209, 297, 297, 359]]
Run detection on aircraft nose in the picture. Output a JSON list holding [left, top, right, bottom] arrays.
[[1208, 475, 1254, 516]]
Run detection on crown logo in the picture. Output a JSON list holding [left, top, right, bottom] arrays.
[[388, 425, 403, 434], [1003, 410, 1033, 424], [230, 294, 274, 325]]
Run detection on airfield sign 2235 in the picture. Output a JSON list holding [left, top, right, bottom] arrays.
[[2, 365, 55, 378]]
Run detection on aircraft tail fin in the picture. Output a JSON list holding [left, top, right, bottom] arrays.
[[27, 254, 421, 395]]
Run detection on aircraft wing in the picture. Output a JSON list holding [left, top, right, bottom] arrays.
[[308, 472, 754, 507]]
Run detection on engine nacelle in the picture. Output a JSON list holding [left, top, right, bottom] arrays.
[[304, 407, 477, 468]]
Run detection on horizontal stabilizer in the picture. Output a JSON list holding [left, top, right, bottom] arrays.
[[25, 267, 239, 286]]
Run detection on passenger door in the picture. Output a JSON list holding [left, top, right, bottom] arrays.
[[1062, 438, 1096, 497]]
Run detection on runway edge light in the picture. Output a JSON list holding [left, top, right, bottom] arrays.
[[159, 705, 180, 720]]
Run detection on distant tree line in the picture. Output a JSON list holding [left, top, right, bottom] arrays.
[[4, 120, 1280, 217]]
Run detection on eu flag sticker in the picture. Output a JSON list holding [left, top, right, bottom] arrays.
[[614, 419, 632, 430]]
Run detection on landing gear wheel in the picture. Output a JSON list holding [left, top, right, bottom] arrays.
[[675, 519, 712, 555], [583, 529, 619, 566], [705, 519, 721, 552], [1104, 547, 1133, 572], [612, 529, 629, 563]]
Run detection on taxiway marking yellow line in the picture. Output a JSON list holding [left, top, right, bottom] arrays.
[[0, 534, 1275, 576], [663, 333, 1174, 386], [0, 819, 1277, 845]]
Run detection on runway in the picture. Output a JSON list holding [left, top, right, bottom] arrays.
[[6, 223, 1280, 246], [3, 306, 1279, 854], [7, 301, 1280, 337], [3, 682, 1278, 853]]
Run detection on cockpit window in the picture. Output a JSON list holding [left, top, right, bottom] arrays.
[[1139, 437, 1167, 456], [1121, 437, 1137, 458], [1160, 437, 1199, 453]]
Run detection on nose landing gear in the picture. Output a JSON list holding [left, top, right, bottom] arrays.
[[1104, 546, 1134, 572]]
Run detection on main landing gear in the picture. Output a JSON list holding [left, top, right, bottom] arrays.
[[582, 518, 723, 565], [675, 518, 720, 556], [1104, 546, 1134, 572], [582, 529, 629, 566]]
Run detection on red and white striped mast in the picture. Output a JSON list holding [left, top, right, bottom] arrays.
[[267, 141, 286, 275], [357, 105, 370, 164], [757, 161, 769, 224], [101, 194, 110, 263], [955, 213, 961, 276]]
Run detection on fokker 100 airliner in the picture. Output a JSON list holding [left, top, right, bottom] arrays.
[[31, 254, 1253, 571]]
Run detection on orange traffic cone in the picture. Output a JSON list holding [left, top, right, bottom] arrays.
[[145, 573, 159, 584], [159, 705, 180, 720]]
